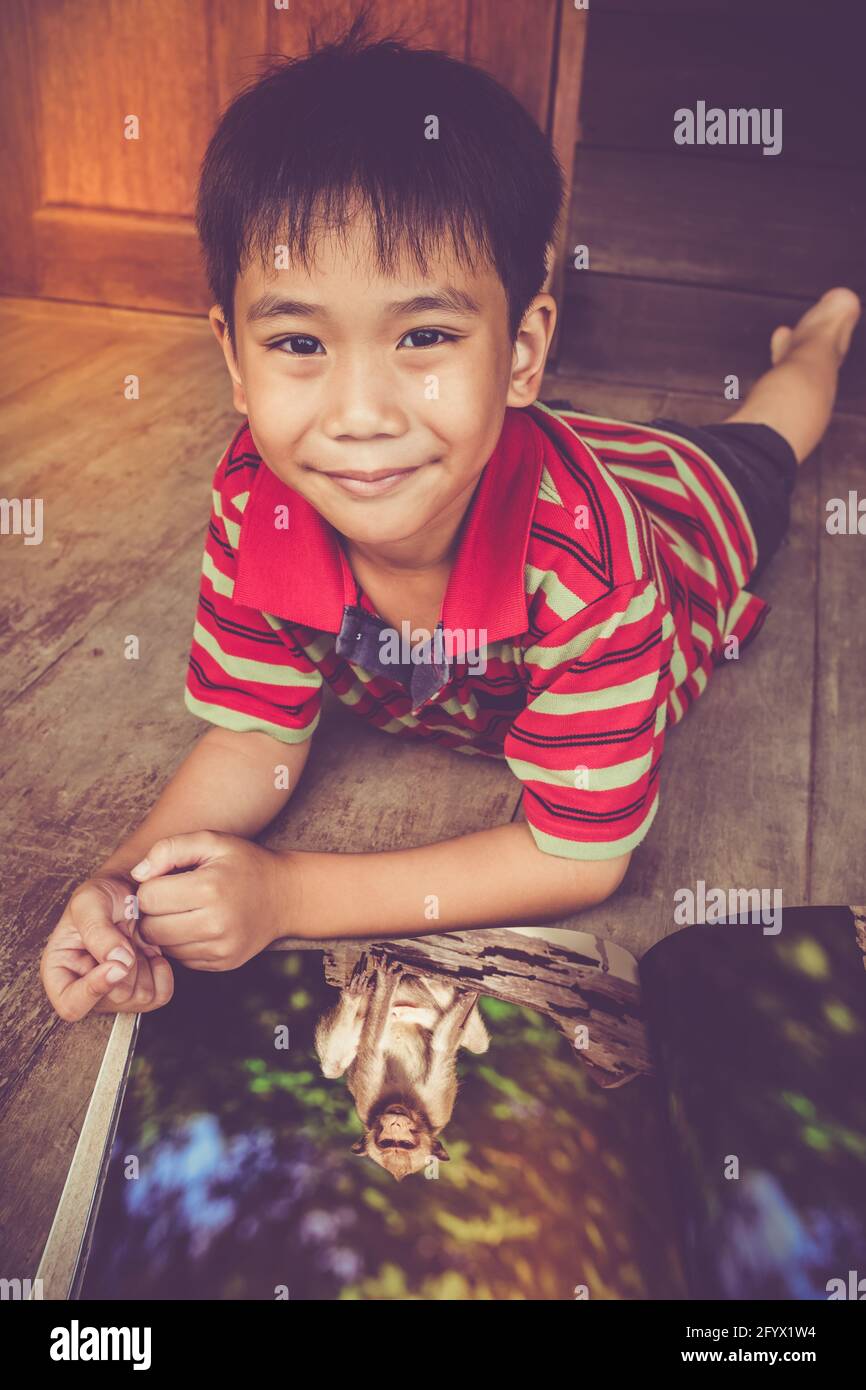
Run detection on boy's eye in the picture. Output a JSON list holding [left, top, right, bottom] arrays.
[[273, 335, 324, 355], [399, 328, 456, 349], [269, 328, 457, 355]]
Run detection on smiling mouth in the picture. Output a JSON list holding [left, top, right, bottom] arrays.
[[319, 461, 433, 498]]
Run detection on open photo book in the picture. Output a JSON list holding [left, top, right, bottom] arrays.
[[35, 905, 866, 1302]]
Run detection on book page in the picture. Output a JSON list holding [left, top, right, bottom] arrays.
[[638, 905, 866, 1300]]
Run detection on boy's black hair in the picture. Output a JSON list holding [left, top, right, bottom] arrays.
[[195, 5, 565, 350]]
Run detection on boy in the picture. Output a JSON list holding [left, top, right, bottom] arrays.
[[41, 19, 859, 1021]]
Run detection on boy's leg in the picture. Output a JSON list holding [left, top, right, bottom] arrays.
[[721, 287, 861, 464]]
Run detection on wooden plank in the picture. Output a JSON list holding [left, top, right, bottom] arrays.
[[0, 1, 39, 296], [0, 1005, 115, 1283], [212, 0, 269, 116], [810, 414, 866, 904], [567, 147, 866, 300], [469, 0, 558, 130], [34, 0, 212, 215], [0, 297, 205, 400], [33, 208, 208, 315], [556, 274, 866, 415], [266, 0, 469, 66], [0, 303, 236, 704], [580, 6, 864, 169], [547, 1, 589, 365], [590, 1, 797, 9], [524, 386, 818, 960], [538, 375, 669, 422]]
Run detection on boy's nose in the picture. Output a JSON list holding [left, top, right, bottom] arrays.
[[321, 358, 409, 440]]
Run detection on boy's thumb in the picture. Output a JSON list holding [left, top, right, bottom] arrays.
[[130, 831, 218, 882]]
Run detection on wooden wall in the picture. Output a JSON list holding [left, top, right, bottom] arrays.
[[556, 0, 866, 404]]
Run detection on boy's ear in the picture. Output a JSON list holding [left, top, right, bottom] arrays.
[[506, 292, 557, 409], [208, 305, 248, 415]]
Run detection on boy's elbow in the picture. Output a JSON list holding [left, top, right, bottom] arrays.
[[584, 849, 632, 905]]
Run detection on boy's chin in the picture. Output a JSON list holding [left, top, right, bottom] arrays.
[[331, 510, 427, 546]]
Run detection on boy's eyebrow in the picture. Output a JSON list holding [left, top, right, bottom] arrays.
[[386, 289, 481, 317], [246, 287, 481, 324]]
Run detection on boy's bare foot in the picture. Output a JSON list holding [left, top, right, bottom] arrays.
[[725, 287, 861, 463], [770, 287, 861, 367]]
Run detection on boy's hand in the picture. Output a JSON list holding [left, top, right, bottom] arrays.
[[130, 831, 290, 970], [40, 875, 175, 1022]]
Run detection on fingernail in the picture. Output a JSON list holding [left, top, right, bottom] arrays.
[[106, 964, 128, 983], [130, 859, 151, 879], [108, 947, 135, 968]]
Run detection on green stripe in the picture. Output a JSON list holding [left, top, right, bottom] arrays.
[[529, 669, 661, 716], [211, 486, 242, 547], [525, 792, 660, 860], [527, 581, 659, 670], [538, 463, 564, 507], [296, 632, 335, 663], [723, 589, 753, 635], [646, 420, 760, 573], [670, 643, 689, 686], [184, 688, 320, 742], [594, 461, 685, 499], [192, 619, 322, 688], [202, 549, 234, 598], [578, 436, 644, 578], [650, 514, 718, 585], [605, 433, 752, 587], [506, 749, 653, 792], [524, 564, 590, 622]]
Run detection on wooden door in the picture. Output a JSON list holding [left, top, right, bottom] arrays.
[[0, 0, 585, 319]]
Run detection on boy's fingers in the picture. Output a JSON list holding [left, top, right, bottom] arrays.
[[54, 958, 138, 1023], [94, 953, 175, 1015], [95, 952, 155, 1013], [69, 884, 138, 970], [103, 953, 143, 1007], [145, 956, 175, 1010]]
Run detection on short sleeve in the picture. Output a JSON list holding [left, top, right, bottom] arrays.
[[503, 578, 673, 860], [183, 446, 323, 743]]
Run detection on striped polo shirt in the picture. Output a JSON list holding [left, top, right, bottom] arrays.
[[184, 401, 768, 861]]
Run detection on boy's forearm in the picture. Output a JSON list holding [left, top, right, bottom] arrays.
[[94, 728, 312, 879], [287, 821, 627, 941]]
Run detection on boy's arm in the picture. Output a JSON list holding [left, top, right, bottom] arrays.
[[95, 727, 312, 879], [287, 822, 630, 941]]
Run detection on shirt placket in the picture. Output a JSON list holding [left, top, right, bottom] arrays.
[[334, 577, 452, 716]]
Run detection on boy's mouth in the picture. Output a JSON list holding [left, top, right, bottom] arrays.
[[320, 462, 428, 499]]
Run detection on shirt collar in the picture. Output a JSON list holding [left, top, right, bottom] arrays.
[[232, 405, 544, 642]]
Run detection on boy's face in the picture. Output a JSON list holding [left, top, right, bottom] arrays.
[[210, 212, 555, 560]]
